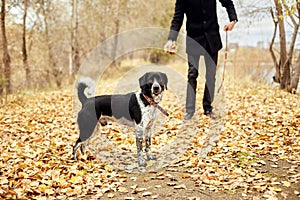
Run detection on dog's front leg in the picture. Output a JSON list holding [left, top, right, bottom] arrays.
[[135, 125, 146, 167], [145, 126, 156, 161]]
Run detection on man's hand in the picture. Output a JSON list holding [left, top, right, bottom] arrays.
[[164, 40, 177, 54], [224, 20, 237, 31]]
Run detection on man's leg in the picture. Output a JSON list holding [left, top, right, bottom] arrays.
[[203, 51, 218, 116], [185, 54, 200, 120]]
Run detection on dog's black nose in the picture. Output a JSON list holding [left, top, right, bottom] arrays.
[[153, 86, 160, 92]]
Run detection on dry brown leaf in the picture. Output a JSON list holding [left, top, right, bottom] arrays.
[[182, 173, 191, 179]]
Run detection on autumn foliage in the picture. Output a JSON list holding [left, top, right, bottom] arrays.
[[0, 72, 299, 199]]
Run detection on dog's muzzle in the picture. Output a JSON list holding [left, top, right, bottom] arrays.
[[153, 86, 160, 95], [151, 82, 163, 103], [152, 83, 162, 95]]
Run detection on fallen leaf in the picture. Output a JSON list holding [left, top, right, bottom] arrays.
[[142, 191, 152, 197], [118, 187, 128, 193], [132, 187, 146, 194], [269, 186, 282, 192], [156, 176, 165, 180], [182, 173, 191, 179], [282, 181, 291, 187], [125, 197, 135, 200], [167, 182, 176, 186], [174, 184, 187, 190], [107, 193, 115, 198]]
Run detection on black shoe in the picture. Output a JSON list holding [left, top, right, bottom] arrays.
[[184, 113, 194, 120], [204, 111, 217, 119]]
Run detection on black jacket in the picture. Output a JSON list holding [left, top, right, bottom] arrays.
[[168, 0, 238, 54]]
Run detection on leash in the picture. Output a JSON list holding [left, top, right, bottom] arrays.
[[217, 31, 228, 93], [142, 94, 169, 117]]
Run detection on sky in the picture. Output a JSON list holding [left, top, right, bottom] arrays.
[[217, 0, 300, 48]]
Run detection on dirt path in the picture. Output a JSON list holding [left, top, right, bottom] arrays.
[[96, 156, 300, 200]]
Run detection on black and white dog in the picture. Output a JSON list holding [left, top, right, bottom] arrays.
[[73, 72, 168, 167]]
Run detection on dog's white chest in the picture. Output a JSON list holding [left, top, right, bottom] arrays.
[[142, 106, 157, 128], [136, 93, 157, 128]]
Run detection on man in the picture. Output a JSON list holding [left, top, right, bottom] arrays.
[[165, 0, 238, 120]]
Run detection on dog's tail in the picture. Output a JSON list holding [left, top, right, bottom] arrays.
[[77, 77, 95, 105]]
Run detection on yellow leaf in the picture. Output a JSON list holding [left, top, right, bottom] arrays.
[[39, 184, 48, 193], [118, 186, 128, 193], [58, 177, 70, 188], [105, 165, 113, 172], [147, 160, 154, 167], [77, 170, 87, 176], [282, 181, 291, 187], [9, 180, 13, 188], [269, 186, 282, 192], [18, 172, 29, 179], [107, 193, 115, 198], [70, 176, 82, 184]]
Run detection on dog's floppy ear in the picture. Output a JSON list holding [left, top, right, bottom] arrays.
[[160, 72, 168, 90], [139, 72, 150, 89]]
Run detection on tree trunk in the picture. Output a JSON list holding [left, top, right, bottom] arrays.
[[70, 0, 80, 77], [111, 0, 120, 67], [41, 0, 51, 85], [1, 0, 12, 94], [274, 0, 289, 89], [269, 8, 280, 83], [289, 53, 300, 94], [0, 61, 2, 95], [41, 0, 62, 87], [286, 1, 300, 93], [111, 18, 120, 66], [22, 0, 30, 88]]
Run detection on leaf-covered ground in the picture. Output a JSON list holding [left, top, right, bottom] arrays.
[[0, 74, 299, 200]]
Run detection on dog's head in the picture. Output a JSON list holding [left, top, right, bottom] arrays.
[[139, 72, 168, 103]]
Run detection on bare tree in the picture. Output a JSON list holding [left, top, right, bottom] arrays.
[[269, 8, 281, 83], [290, 53, 300, 93], [40, 0, 64, 87], [22, 0, 30, 88], [40, 0, 52, 84], [269, 0, 300, 93], [111, 0, 120, 67], [1, 0, 11, 94], [69, 0, 80, 78], [0, 57, 2, 95]]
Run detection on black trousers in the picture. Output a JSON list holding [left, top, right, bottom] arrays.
[[186, 50, 218, 114]]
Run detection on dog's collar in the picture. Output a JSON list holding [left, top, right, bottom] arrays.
[[142, 94, 169, 117]]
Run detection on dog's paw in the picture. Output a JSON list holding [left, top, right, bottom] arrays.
[[80, 145, 86, 155], [73, 154, 78, 161], [99, 118, 108, 126], [146, 153, 157, 161], [138, 159, 147, 167]]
